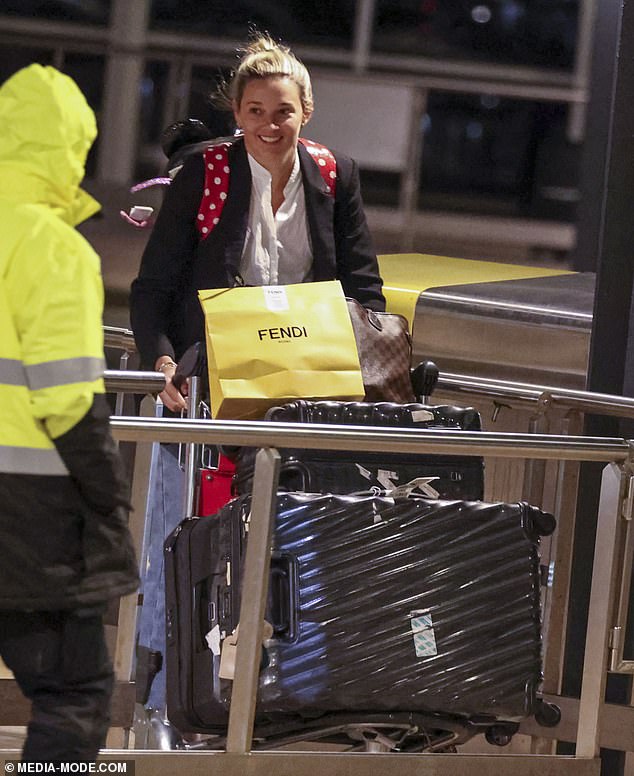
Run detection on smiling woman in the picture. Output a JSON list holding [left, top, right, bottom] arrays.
[[130, 32, 385, 408], [218, 36, 315, 216], [128, 32, 386, 719], [233, 76, 309, 213]]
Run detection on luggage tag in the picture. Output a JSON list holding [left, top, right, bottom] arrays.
[[355, 464, 400, 492], [356, 476, 441, 500], [218, 620, 274, 681], [391, 477, 441, 500]]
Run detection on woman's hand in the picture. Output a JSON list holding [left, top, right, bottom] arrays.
[[155, 356, 188, 412]]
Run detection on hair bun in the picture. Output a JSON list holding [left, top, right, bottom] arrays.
[[244, 33, 281, 55], [211, 30, 314, 117]]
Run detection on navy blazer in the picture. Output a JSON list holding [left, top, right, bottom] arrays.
[[130, 136, 385, 368]]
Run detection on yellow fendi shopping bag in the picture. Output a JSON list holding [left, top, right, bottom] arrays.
[[198, 280, 365, 420]]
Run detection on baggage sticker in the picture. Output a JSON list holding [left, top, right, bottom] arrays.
[[205, 624, 222, 656], [411, 409, 435, 423], [263, 286, 289, 311], [409, 610, 438, 657]]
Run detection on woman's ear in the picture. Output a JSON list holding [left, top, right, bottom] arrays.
[[302, 110, 312, 127]]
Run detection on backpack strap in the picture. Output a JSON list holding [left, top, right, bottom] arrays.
[[196, 141, 232, 240], [195, 137, 336, 241], [299, 138, 337, 197]]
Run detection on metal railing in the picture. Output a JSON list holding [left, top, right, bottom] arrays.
[[104, 327, 138, 414], [104, 325, 136, 354], [111, 414, 627, 461], [437, 372, 634, 419], [109, 410, 633, 768], [104, 370, 163, 394], [102, 365, 634, 766], [102, 363, 634, 421]]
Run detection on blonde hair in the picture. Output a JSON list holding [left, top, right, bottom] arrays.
[[216, 33, 314, 116]]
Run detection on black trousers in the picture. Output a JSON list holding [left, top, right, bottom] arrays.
[[0, 609, 114, 762]]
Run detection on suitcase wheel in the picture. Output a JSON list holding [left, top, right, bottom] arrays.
[[534, 700, 562, 728], [484, 723, 517, 748]]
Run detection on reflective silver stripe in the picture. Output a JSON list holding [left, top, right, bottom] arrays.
[[0, 445, 69, 476], [0, 358, 26, 386], [26, 357, 105, 390]]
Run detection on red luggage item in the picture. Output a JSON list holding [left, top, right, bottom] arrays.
[[197, 454, 236, 516]]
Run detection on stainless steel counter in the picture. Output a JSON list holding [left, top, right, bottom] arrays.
[[412, 272, 595, 388]]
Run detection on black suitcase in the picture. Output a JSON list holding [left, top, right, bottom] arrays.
[[232, 400, 485, 500], [165, 492, 556, 742]]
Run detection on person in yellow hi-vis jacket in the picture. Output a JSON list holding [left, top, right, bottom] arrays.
[[0, 64, 138, 762]]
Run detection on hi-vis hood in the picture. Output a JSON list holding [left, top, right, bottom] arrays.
[[0, 64, 100, 226]]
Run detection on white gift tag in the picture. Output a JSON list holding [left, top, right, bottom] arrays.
[[263, 286, 289, 311]]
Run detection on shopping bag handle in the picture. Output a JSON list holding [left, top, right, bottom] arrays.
[[173, 341, 207, 392]]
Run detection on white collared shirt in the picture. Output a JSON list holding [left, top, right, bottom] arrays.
[[239, 151, 313, 286]]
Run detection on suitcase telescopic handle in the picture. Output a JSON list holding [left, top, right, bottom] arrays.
[[411, 360, 439, 403]]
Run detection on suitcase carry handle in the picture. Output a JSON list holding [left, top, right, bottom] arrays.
[[191, 557, 299, 651], [193, 577, 218, 652], [232, 457, 313, 496], [278, 460, 313, 493], [522, 504, 557, 539], [268, 554, 298, 642]]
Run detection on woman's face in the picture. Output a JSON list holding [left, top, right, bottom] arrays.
[[233, 76, 309, 172]]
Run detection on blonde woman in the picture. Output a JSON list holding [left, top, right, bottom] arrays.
[[129, 37, 385, 729], [131, 33, 385, 412]]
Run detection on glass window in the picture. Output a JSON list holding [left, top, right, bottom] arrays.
[[372, 0, 578, 70], [63, 52, 105, 111], [134, 61, 169, 179], [359, 169, 401, 208], [0, 46, 56, 85], [135, 61, 176, 179], [139, 60, 172, 147], [187, 66, 235, 138], [149, 0, 355, 48], [135, 63, 236, 180], [419, 93, 579, 220], [63, 53, 106, 177], [0, 1, 111, 26]]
